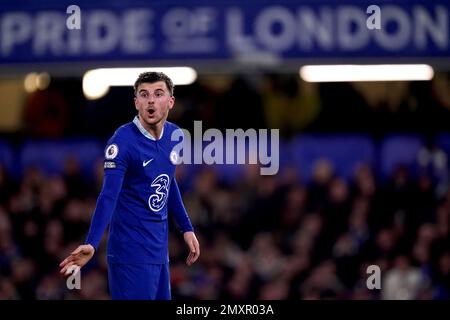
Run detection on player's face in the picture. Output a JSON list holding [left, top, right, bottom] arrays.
[[134, 81, 174, 128]]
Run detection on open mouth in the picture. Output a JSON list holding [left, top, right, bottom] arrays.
[[147, 109, 155, 116]]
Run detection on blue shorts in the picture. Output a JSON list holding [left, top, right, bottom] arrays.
[[108, 262, 171, 300]]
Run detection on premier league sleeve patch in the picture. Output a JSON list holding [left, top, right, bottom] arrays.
[[105, 144, 119, 160]]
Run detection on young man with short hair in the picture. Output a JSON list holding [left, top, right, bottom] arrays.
[[60, 72, 200, 300]]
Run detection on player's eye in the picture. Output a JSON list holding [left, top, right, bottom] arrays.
[[140, 92, 149, 99]]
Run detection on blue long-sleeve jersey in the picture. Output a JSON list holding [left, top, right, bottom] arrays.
[[85, 116, 193, 264]]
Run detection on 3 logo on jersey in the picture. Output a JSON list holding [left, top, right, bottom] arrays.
[[148, 174, 170, 212]]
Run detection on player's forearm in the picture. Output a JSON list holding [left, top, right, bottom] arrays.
[[85, 173, 124, 249], [168, 179, 194, 233]]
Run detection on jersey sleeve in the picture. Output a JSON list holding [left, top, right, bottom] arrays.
[[85, 173, 124, 249], [168, 177, 194, 233], [84, 131, 131, 249]]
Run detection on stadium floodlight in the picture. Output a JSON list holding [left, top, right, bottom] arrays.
[[299, 64, 434, 82], [24, 72, 39, 93], [82, 67, 198, 100], [24, 72, 51, 93]]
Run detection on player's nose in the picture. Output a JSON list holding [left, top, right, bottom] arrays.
[[147, 93, 156, 103]]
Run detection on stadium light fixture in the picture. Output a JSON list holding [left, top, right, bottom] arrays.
[[82, 67, 198, 100], [24, 72, 38, 93], [299, 64, 434, 82], [24, 72, 51, 93]]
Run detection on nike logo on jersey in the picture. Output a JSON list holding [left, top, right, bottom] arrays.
[[143, 159, 154, 167]]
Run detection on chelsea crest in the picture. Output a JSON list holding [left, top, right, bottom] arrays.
[[170, 150, 180, 165]]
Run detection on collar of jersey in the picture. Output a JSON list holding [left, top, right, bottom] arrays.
[[133, 116, 164, 141]]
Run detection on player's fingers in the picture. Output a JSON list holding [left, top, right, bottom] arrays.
[[187, 239, 196, 254], [189, 237, 200, 253], [189, 238, 200, 264], [59, 259, 67, 267], [191, 249, 200, 264], [60, 252, 79, 269], [187, 249, 195, 264], [62, 263, 79, 276], [65, 266, 76, 276], [71, 246, 83, 255], [186, 249, 199, 266], [186, 251, 194, 265], [59, 255, 74, 267], [193, 239, 200, 256], [60, 264, 70, 275]]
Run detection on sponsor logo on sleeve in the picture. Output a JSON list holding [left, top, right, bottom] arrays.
[[104, 161, 116, 169]]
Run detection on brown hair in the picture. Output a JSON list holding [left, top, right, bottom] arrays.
[[134, 71, 174, 96]]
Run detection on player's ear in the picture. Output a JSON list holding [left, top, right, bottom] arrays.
[[168, 96, 175, 110], [134, 96, 139, 110]]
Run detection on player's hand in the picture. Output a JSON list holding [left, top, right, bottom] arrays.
[[59, 244, 95, 276], [183, 231, 200, 266]]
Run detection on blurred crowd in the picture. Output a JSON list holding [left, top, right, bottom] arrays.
[[174, 161, 450, 300], [0, 154, 449, 300]]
